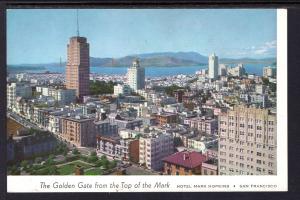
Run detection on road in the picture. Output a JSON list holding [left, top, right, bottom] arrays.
[[7, 111, 44, 131]]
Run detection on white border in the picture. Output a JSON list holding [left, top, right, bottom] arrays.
[[7, 9, 287, 192]]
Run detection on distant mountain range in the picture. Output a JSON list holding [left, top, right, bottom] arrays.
[[8, 52, 276, 69]]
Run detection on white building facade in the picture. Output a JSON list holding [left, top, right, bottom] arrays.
[[127, 59, 145, 91], [208, 53, 219, 79]]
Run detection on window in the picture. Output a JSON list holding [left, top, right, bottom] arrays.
[[268, 162, 274, 167], [204, 169, 208, 175], [257, 152, 262, 156], [256, 167, 262, 172], [256, 160, 262, 164]]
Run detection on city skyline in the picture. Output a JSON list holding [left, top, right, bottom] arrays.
[[7, 9, 276, 65]]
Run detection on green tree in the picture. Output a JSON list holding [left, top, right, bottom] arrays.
[[88, 151, 98, 163], [89, 80, 116, 95], [20, 160, 29, 170], [10, 165, 20, 175], [72, 148, 80, 155], [109, 160, 117, 169]]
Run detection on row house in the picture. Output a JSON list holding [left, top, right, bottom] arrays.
[[184, 116, 218, 135]]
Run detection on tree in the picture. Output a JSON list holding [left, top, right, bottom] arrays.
[[90, 151, 97, 157], [10, 165, 20, 175], [100, 155, 107, 161], [109, 160, 117, 169], [72, 148, 80, 155], [47, 166, 59, 175], [35, 157, 42, 164], [89, 80, 116, 95], [20, 160, 29, 170]]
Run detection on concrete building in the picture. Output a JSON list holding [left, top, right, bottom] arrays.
[[255, 84, 266, 95], [66, 36, 90, 100], [219, 64, 228, 76], [96, 135, 139, 162], [127, 59, 145, 91], [60, 115, 96, 147], [263, 66, 276, 78], [184, 116, 218, 135], [7, 83, 32, 110], [139, 133, 174, 171], [208, 53, 219, 79], [114, 84, 131, 96], [53, 88, 76, 105], [201, 159, 218, 175], [94, 120, 118, 136], [218, 105, 277, 175], [155, 112, 178, 126], [173, 89, 185, 103], [227, 64, 246, 77], [108, 113, 143, 130]]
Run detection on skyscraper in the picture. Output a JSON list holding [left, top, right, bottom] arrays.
[[127, 59, 145, 91], [65, 24, 90, 100], [208, 53, 219, 79], [218, 105, 277, 175]]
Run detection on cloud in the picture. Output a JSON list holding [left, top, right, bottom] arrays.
[[253, 40, 276, 55]]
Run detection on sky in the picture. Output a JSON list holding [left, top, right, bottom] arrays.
[[7, 9, 277, 65]]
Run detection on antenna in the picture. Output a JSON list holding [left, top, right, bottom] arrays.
[[76, 9, 80, 36]]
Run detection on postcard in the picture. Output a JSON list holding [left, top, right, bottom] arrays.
[[6, 8, 287, 192]]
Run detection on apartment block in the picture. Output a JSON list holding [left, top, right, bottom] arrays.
[[60, 115, 96, 147], [218, 105, 277, 175], [139, 133, 174, 171]]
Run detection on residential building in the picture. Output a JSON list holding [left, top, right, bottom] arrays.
[[227, 64, 246, 77], [94, 120, 118, 136], [114, 84, 131, 96], [108, 113, 143, 130], [263, 66, 276, 78], [184, 116, 218, 135], [139, 133, 174, 171], [127, 59, 145, 91], [96, 135, 139, 162], [162, 151, 207, 175], [173, 89, 185, 103], [201, 159, 218, 175], [60, 115, 96, 147], [155, 112, 178, 126], [7, 83, 32, 110], [218, 105, 277, 175]]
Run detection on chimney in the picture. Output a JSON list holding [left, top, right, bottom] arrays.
[[183, 153, 189, 160]]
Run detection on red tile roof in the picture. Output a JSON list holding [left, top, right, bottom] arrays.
[[162, 151, 207, 169]]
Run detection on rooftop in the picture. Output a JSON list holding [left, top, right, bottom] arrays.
[[162, 151, 207, 169]]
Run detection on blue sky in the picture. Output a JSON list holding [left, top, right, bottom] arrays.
[[7, 9, 276, 65]]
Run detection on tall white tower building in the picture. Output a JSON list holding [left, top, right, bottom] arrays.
[[208, 53, 219, 79], [127, 59, 145, 91]]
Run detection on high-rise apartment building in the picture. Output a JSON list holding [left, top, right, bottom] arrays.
[[208, 53, 219, 79], [7, 83, 32, 110], [66, 36, 90, 101], [127, 59, 145, 91], [139, 133, 174, 171], [218, 105, 277, 175]]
